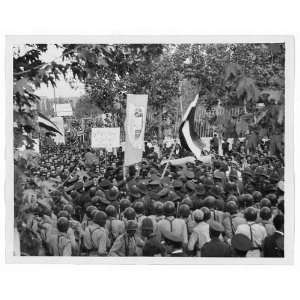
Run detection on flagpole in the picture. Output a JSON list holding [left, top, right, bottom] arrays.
[[160, 141, 177, 179]]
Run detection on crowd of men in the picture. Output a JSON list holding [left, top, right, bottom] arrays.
[[16, 135, 285, 258]]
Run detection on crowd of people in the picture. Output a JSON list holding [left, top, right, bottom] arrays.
[[16, 134, 285, 258]]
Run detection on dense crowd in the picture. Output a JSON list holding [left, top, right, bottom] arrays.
[[16, 135, 285, 258]]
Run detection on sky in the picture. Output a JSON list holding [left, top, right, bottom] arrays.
[[35, 45, 85, 98]]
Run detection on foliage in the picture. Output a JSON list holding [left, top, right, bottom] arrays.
[[73, 94, 103, 119], [83, 43, 285, 139]]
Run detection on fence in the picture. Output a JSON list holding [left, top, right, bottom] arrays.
[[194, 106, 244, 137], [146, 106, 244, 138]]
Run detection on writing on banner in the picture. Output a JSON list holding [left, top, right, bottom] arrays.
[[124, 94, 148, 166], [91, 127, 120, 149]]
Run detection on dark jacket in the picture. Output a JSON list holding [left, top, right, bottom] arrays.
[[263, 232, 284, 257], [201, 237, 232, 257]]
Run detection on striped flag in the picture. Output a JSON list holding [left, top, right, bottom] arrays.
[[38, 112, 62, 135], [179, 94, 204, 159]]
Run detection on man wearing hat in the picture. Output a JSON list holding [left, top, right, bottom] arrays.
[[148, 176, 162, 201], [201, 221, 232, 257], [48, 217, 72, 256], [228, 168, 244, 195], [235, 207, 267, 257], [242, 167, 256, 194], [106, 188, 120, 206], [222, 201, 246, 244], [157, 187, 170, 202], [81, 205, 97, 231], [213, 170, 226, 188], [157, 201, 188, 256], [109, 220, 143, 256], [82, 211, 108, 256], [190, 183, 206, 209], [185, 180, 196, 196], [172, 179, 186, 200], [128, 185, 142, 202], [231, 234, 252, 257], [188, 209, 210, 256], [141, 218, 166, 257], [99, 178, 112, 192], [148, 201, 165, 237], [105, 205, 125, 246], [263, 214, 284, 257]]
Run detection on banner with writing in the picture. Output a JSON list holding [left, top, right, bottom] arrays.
[[124, 94, 148, 166]]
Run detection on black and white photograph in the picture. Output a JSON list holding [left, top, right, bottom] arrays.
[[6, 36, 294, 263]]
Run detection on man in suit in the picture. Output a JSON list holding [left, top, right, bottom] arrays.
[[263, 214, 284, 257]]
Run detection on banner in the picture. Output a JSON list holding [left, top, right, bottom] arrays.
[[91, 127, 120, 149], [50, 117, 65, 144], [124, 94, 148, 166], [160, 155, 212, 166]]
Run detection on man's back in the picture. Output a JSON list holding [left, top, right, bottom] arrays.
[[201, 238, 232, 257], [48, 232, 72, 256], [105, 218, 125, 241], [223, 213, 247, 240], [188, 222, 210, 252], [235, 222, 267, 248], [158, 216, 188, 244]]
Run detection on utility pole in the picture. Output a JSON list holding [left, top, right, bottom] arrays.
[[53, 86, 57, 117]]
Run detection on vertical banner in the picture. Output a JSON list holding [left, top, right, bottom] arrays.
[[124, 94, 148, 166], [50, 117, 65, 144]]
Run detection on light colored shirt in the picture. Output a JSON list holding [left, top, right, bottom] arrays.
[[109, 233, 143, 256], [83, 224, 108, 255], [81, 219, 94, 231], [105, 218, 125, 241], [222, 213, 247, 240], [236, 222, 267, 248], [260, 220, 276, 236], [188, 221, 210, 251], [208, 209, 225, 224], [158, 216, 188, 244], [48, 232, 72, 256], [136, 214, 147, 235], [148, 215, 165, 240]]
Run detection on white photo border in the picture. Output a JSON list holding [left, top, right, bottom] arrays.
[[5, 35, 295, 264]]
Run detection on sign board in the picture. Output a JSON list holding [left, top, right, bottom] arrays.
[[50, 117, 65, 144], [55, 103, 73, 117], [91, 127, 120, 149]]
